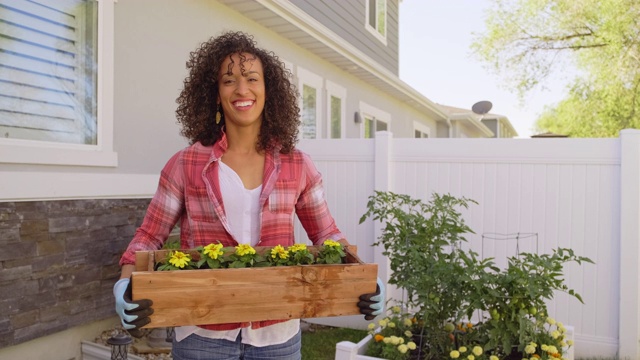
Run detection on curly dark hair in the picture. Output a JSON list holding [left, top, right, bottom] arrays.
[[176, 31, 300, 153]]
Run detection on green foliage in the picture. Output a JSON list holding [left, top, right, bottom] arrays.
[[360, 191, 593, 359], [316, 240, 346, 264], [472, 0, 640, 137]]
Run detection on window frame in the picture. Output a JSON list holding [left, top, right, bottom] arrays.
[[325, 80, 346, 139], [0, 0, 117, 167], [413, 121, 431, 138], [297, 66, 323, 139], [359, 101, 390, 139], [365, 0, 387, 44]]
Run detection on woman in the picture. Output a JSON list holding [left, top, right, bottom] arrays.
[[113, 32, 382, 359]]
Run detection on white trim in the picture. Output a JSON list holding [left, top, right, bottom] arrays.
[[413, 121, 431, 138], [365, 0, 387, 45], [0, 172, 158, 202], [0, 0, 117, 167], [325, 80, 346, 139], [297, 66, 323, 139], [359, 101, 390, 138]]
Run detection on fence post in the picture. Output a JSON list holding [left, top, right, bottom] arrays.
[[619, 129, 640, 359], [373, 131, 400, 305]]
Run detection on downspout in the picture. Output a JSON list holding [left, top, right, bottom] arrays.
[[446, 117, 453, 138]]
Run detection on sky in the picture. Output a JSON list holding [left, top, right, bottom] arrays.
[[398, 0, 570, 138]]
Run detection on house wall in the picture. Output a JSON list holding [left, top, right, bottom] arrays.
[[290, 0, 399, 75]]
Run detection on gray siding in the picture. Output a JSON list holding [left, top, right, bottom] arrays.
[[290, 0, 399, 74]]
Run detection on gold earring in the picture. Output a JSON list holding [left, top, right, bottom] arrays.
[[215, 104, 222, 125]]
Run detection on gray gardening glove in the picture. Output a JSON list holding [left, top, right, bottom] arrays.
[[358, 277, 385, 320], [113, 278, 153, 338]]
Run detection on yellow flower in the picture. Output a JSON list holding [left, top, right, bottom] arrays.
[[524, 344, 536, 354], [567, 340, 574, 346], [404, 330, 413, 337], [407, 341, 416, 350], [472, 346, 483, 356], [546, 346, 558, 354], [541, 345, 549, 351], [322, 239, 342, 248], [467, 355, 475, 360], [398, 344, 408, 354], [450, 350, 460, 359], [546, 317, 556, 325], [203, 243, 224, 259], [368, 323, 376, 330], [458, 346, 467, 353], [288, 243, 307, 252], [404, 318, 413, 327], [490, 356, 499, 360], [388, 322, 396, 328], [551, 330, 560, 339], [169, 251, 191, 268], [270, 245, 289, 259], [235, 244, 256, 256], [389, 336, 401, 345], [378, 319, 388, 327], [391, 305, 402, 313], [383, 337, 391, 344]]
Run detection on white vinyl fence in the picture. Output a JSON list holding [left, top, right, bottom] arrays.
[[295, 129, 640, 359]]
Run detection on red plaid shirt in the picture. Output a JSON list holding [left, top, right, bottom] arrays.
[[120, 133, 345, 330]]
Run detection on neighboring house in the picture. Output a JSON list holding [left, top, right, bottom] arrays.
[[0, 0, 516, 358], [438, 104, 519, 138]]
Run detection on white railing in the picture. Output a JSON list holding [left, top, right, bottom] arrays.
[[296, 129, 640, 359]]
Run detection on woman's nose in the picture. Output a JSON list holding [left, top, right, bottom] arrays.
[[235, 79, 249, 95]]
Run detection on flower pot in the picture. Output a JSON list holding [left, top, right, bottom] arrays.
[[132, 246, 377, 328]]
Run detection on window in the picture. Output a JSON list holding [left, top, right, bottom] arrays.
[[360, 101, 389, 139], [366, 0, 387, 43], [297, 66, 322, 139], [0, 0, 116, 166], [413, 121, 431, 138], [326, 80, 345, 139]]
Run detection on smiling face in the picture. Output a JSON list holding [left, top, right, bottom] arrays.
[[217, 52, 266, 130]]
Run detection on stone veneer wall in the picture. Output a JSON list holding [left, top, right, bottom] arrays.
[[0, 198, 151, 348]]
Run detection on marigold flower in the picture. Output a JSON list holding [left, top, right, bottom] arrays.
[[404, 318, 413, 327], [525, 344, 536, 354], [532, 355, 541, 359], [388, 322, 396, 328], [467, 323, 473, 329], [368, 323, 375, 330], [567, 340, 574, 346], [235, 244, 256, 256], [551, 330, 561, 339], [450, 350, 460, 359], [374, 334, 384, 342], [541, 345, 549, 351], [391, 305, 401, 313], [458, 346, 467, 353], [472, 346, 483, 356], [404, 330, 412, 337], [169, 251, 191, 268], [466, 355, 474, 360], [203, 243, 224, 259], [398, 344, 408, 354], [379, 319, 388, 327], [322, 239, 341, 248], [490, 356, 499, 360], [546, 317, 556, 325], [383, 337, 391, 344], [270, 245, 289, 259], [407, 341, 416, 350], [546, 346, 558, 354], [390, 336, 401, 345]]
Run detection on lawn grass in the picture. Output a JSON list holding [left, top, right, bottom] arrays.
[[301, 324, 369, 360]]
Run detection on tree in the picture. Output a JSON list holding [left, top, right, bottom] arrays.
[[471, 0, 640, 137]]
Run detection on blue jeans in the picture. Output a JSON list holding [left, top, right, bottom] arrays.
[[172, 330, 302, 360]]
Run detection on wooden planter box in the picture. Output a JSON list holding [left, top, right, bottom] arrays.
[[132, 246, 378, 328]]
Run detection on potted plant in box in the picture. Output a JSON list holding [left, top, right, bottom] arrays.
[[356, 191, 592, 360]]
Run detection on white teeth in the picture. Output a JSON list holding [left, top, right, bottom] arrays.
[[235, 101, 253, 107]]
